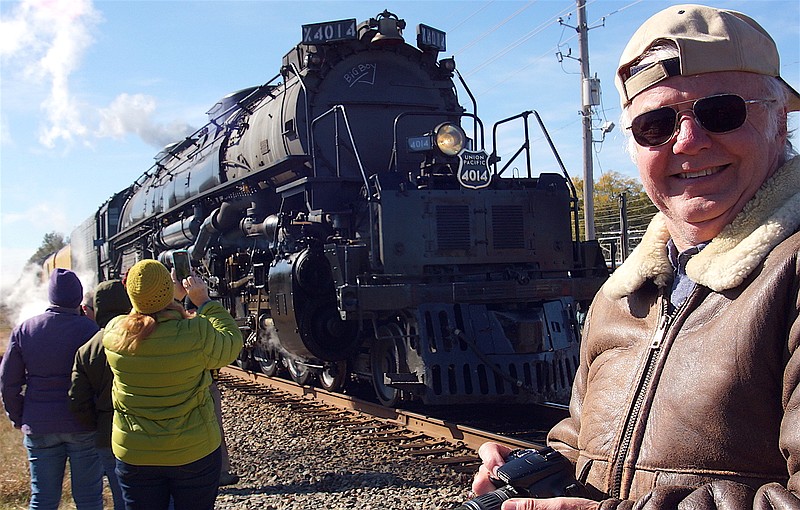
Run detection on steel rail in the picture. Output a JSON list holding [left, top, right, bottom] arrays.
[[220, 365, 543, 453]]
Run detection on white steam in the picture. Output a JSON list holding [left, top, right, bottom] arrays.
[[4, 264, 50, 329], [96, 93, 195, 148], [1, 263, 98, 330]]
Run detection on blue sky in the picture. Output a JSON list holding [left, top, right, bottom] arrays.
[[1, 0, 799, 300]]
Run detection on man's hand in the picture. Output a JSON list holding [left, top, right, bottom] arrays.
[[471, 442, 599, 510], [472, 442, 515, 494], [500, 497, 600, 510]]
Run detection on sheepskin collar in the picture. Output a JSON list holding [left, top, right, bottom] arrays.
[[604, 156, 800, 299]]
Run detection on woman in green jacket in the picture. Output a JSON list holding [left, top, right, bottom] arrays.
[[103, 259, 243, 510]]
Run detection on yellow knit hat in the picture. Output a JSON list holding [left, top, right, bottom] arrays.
[[125, 259, 174, 314]]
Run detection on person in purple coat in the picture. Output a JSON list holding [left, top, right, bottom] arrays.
[[0, 268, 103, 510]]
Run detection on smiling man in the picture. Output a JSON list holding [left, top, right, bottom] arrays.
[[469, 4, 800, 510]]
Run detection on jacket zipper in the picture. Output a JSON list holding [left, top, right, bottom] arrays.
[[609, 296, 677, 498]]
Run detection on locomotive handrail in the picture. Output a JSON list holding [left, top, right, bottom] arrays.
[[491, 110, 582, 247], [491, 111, 535, 179], [284, 63, 312, 153], [454, 68, 481, 148], [530, 109, 582, 247], [492, 110, 576, 197], [309, 105, 372, 198]]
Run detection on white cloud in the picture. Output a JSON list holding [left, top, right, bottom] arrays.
[[0, 0, 101, 148], [0, 3, 36, 57], [1, 201, 73, 234]]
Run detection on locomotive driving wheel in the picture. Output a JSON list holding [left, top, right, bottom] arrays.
[[235, 332, 257, 371], [250, 328, 281, 377], [319, 361, 348, 392], [252, 341, 281, 377], [370, 323, 408, 407], [285, 357, 315, 386]]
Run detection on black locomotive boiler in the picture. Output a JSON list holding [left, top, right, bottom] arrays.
[[62, 10, 607, 406]]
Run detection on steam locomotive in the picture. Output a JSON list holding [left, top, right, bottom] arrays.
[[52, 10, 607, 406]]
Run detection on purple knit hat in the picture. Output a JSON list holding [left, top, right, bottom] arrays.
[[48, 268, 83, 308]]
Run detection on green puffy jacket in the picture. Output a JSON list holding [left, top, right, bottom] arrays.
[[103, 301, 243, 466]]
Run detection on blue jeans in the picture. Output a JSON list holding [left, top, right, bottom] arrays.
[[23, 431, 103, 510], [97, 447, 124, 510], [115, 447, 221, 510]]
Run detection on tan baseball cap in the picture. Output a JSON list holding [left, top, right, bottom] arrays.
[[615, 4, 800, 111]]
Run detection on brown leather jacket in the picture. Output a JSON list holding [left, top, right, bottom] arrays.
[[549, 156, 800, 510]]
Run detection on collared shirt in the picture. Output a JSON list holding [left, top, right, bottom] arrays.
[[666, 239, 708, 310]]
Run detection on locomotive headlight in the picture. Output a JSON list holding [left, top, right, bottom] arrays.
[[434, 123, 465, 156], [406, 122, 466, 155]]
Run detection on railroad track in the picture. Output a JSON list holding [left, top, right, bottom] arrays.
[[219, 365, 567, 474]]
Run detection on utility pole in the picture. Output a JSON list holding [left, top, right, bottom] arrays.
[[577, 0, 596, 240]]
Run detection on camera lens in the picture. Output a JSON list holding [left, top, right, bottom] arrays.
[[452, 486, 516, 510]]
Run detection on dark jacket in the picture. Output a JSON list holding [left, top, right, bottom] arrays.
[[69, 279, 131, 448], [548, 156, 800, 509], [0, 306, 100, 433], [69, 331, 113, 447]]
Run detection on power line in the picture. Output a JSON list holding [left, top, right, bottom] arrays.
[[452, 1, 538, 58], [465, 5, 575, 80], [444, 1, 497, 32]]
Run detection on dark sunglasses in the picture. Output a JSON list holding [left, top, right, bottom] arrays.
[[627, 94, 775, 147]]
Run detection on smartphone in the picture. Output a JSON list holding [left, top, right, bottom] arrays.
[[172, 249, 191, 281]]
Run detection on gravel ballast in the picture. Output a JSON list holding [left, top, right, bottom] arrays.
[[214, 381, 475, 510]]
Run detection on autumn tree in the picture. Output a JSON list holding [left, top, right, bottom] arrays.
[[571, 171, 658, 255], [27, 231, 67, 266]]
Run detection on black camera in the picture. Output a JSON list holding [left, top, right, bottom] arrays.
[[453, 447, 584, 510]]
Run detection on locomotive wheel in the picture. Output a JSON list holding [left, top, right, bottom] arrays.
[[285, 357, 315, 386], [252, 343, 280, 377], [370, 324, 407, 407], [319, 361, 348, 392], [235, 333, 256, 371], [235, 349, 255, 371]]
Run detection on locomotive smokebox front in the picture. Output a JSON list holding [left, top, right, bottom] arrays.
[[268, 248, 358, 362]]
